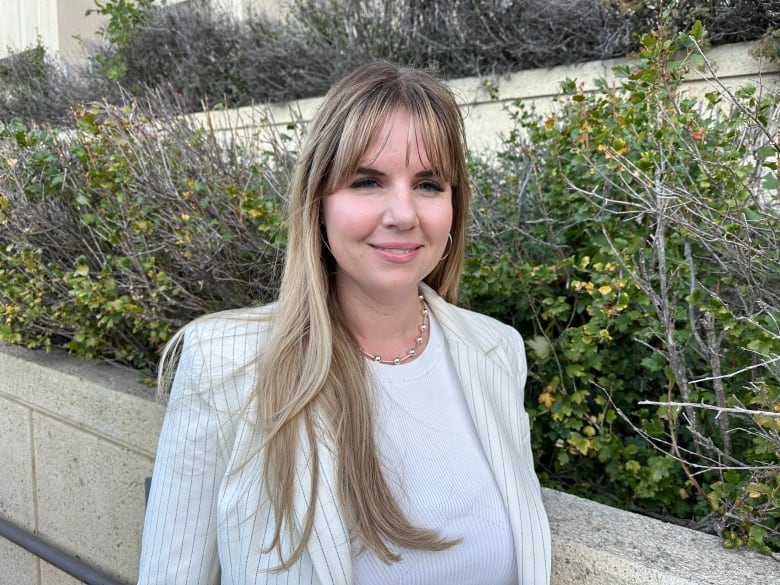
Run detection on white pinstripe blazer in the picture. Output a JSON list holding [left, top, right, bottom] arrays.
[[138, 284, 551, 584]]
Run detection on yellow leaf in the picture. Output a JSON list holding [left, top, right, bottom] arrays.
[[538, 390, 555, 410]]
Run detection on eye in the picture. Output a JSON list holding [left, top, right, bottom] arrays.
[[417, 180, 446, 193], [349, 176, 380, 189]]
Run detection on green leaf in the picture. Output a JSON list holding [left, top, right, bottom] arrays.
[[526, 335, 551, 360], [690, 20, 705, 41], [757, 145, 776, 160]]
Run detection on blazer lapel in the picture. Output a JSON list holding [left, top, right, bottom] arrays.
[[422, 286, 524, 482], [423, 285, 551, 584]]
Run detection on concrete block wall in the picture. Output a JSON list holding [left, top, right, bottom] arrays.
[[2, 344, 779, 584], [186, 42, 780, 154], [0, 343, 164, 585]]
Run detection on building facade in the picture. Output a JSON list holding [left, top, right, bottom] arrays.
[[0, 0, 286, 61]]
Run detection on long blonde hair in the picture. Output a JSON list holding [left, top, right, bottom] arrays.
[[172, 62, 472, 568]]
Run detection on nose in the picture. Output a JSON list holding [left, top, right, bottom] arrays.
[[383, 186, 418, 230]]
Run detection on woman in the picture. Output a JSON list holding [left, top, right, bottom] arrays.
[[138, 62, 551, 585]]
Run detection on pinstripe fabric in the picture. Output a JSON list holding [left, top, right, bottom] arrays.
[[137, 285, 551, 585]]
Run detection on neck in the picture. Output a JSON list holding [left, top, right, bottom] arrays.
[[336, 284, 428, 364]]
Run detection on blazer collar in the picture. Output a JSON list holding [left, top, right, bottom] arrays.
[[419, 282, 501, 356]]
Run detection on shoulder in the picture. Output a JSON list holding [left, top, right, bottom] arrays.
[[182, 304, 276, 362], [422, 287, 526, 377], [162, 304, 276, 405], [438, 301, 519, 339]]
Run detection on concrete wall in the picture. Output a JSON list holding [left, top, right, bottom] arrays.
[[2, 343, 779, 585], [186, 42, 780, 154], [0, 343, 164, 585]]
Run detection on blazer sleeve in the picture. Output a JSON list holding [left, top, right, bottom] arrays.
[[137, 324, 225, 585], [506, 326, 552, 583]]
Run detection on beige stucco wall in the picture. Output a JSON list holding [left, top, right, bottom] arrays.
[[55, 0, 107, 60], [0, 0, 286, 60], [0, 343, 164, 585], [185, 41, 780, 154]]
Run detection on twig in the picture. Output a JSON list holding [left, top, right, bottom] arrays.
[[638, 400, 780, 418], [688, 354, 780, 385]]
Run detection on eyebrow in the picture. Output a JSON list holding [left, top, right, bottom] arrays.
[[354, 167, 440, 179]]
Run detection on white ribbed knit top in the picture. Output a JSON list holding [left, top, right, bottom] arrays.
[[354, 312, 518, 585]]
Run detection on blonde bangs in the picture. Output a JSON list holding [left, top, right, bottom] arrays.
[[325, 100, 392, 194], [326, 107, 459, 195], [407, 90, 463, 188]]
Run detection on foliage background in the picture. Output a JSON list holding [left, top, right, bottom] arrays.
[[0, 0, 779, 555], [1, 0, 779, 124]]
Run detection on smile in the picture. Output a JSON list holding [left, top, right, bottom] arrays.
[[370, 244, 423, 262], [371, 245, 422, 254]]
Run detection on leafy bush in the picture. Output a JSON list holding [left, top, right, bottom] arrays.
[[617, 0, 780, 45], [1, 14, 778, 553], [0, 97, 291, 370], [2, 0, 779, 123], [87, 0, 156, 82], [462, 22, 780, 552]]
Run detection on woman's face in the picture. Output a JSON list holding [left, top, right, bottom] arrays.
[[322, 109, 453, 304]]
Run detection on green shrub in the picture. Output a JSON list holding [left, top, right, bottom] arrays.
[[87, 0, 156, 82], [1, 16, 778, 554], [0, 100, 292, 371], [462, 22, 780, 552]]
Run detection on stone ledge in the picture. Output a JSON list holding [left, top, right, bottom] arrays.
[[0, 343, 165, 456], [544, 488, 779, 585]]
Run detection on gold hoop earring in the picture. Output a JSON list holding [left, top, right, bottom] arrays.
[[439, 233, 453, 262], [321, 226, 335, 258]]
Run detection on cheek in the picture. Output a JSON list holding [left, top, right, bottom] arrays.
[[431, 199, 454, 237], [323, 196, 373, 246]]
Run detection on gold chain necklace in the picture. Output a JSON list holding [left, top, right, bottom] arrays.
[[361, 294, 428, 365]]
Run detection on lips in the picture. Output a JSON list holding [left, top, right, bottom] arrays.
[[369, 243, 423, 262], [371, 244, 422, 254]]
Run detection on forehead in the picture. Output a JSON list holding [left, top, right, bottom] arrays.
[[359, 110, 432, 168]]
